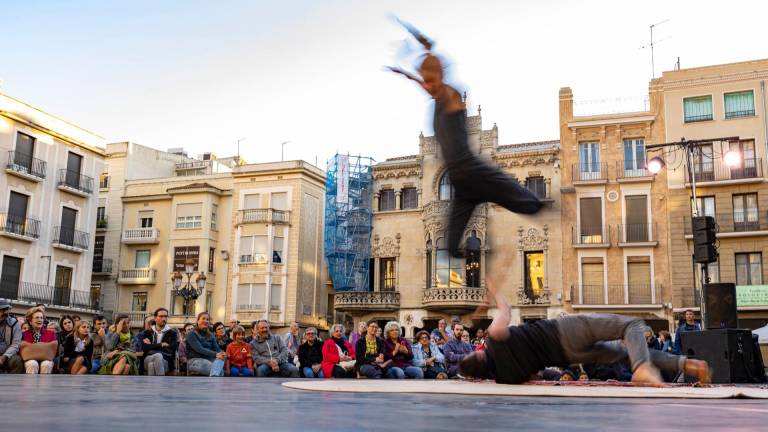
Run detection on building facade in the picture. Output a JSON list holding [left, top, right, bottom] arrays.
[[559, 81, 673, 330], [0, 92, 105, 320], [334, 109, 562, 337], [662, 59, 768, 328]]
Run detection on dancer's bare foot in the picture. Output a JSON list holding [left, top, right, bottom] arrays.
[[631, 362, 665, 387], [684, 359, 711, 384]]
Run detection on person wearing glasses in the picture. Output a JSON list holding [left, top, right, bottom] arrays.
[[298, 327, 323, 378], [321, 324, 356, 378], [412, 330, 448, 379], [354, 320, 390, 379], [141, 308, 179, 376]]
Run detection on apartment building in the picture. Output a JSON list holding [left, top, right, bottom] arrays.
[[0, 92, 105, 320], [559, 81, 672, 330]]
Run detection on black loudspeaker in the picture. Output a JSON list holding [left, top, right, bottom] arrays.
[[704, 283, 738, 329], [692, 216, 717, 264], [681, 329, 765, 383], [694, 244, 718, 263]]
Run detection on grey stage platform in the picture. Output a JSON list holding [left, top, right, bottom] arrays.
[[1, 375, 766, 431]]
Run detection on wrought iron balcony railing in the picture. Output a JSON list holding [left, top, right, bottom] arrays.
[[57, 169, 94, 194], [0, 213, 41, 240], [6, 151, 46, 180]]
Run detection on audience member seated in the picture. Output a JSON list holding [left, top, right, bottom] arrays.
[[430, 319, 453, 351], [225, 326, 254, 377], [443, 323, 474, 377], [382, 321, 422, 379], [56, 315, 75, 373], [283, 321, 300, 365], [472, 329, 486, 351], [250, 319, 299, 377], [213, 322, 231, 351], [177, 322, 194, 374], [298, 327, 323, 378], [349, 322, 366, 349], [63, 321, 93, 374], [100, 314, 138, 375], [90, 315, 108, 373], [21, 307, 58, 374], [142, 308, 179, 376], [322, 324, 356, 378], [412, 330, 447, 379], [0, 299, 24, 374], [186, 312, 225, 377], [354, 320, 389, 379]]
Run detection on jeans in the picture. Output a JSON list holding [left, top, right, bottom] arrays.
[[188, 358, 225, 377], [230, 366, 254, 377], [302, 367, 324, 378], [386, 366, 424, 379], [556, 314, 684, 375], [90, 358, 102, 374], [256, 362, 300, 377], [144, 353, 168, 376]]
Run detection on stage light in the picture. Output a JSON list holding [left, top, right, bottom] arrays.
[[647, 156, 665, 174], [724, 150, 741, 167]]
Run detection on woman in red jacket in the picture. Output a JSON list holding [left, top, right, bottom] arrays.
[[321, 324, 355, 378], [21, 306, 58, 374]]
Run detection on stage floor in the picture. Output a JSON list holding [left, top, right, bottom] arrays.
[[2, 376, 767, 431]]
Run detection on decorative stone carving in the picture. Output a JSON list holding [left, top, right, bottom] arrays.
[[517, 288, 551, 305], [421, 287, 487, 311], [517, 225, 549, 251], [372, 235, 401, 258], [373, 167, 421, 180], [334, 291, 401, 312]]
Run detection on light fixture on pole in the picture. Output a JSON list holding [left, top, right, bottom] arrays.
[[171, 258, 207, 316], [723, 150, 742, 168], [647, 156, 665, 174]]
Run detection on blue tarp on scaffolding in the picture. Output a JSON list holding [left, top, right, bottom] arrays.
[[324, 154, 374, 292]]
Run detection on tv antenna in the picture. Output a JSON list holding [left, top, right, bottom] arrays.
[[640, 19, 670, 78]]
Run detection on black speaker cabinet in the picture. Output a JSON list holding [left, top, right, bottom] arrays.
[[681, 329, 764, 383], [703, 283, 738, 329]]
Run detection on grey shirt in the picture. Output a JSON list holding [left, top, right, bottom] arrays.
[[0, 315, 22, 358]]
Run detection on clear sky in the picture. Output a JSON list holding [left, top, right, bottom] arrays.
[[2, 0, 767, 167]]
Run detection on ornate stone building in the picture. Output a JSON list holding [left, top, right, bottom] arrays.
[[334, 109, 562, 336]]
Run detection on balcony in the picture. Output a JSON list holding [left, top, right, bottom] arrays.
[[52, 226, 89, 252], [238, 208, 291, 225], [517, 287, 551, 306], [57, 169, 94, 196], [116, 311, 151, 327], [617, 223, 658, 247], [676, 287, 701, 311], [334, 291, 401, 312], [572, 162, 608, 185], [571, 225, 611, 248], [5, 151, 46, 182], [121, 227, 160, 244], [421, 287, 486, 313], [0, 280, 100, 311], [96, 217, 108, 231], [571, 284, 661, 308], [92, 258, 113, 275], [118, 268, 157, 285], [525, 181, 554, 203], [175, 160, 211, 175], [0, 213, 40, 241], [616, 160, 654, 182], [685, 158, 763, 186], [684, 211, 768, 238]]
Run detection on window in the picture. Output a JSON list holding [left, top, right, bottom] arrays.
[[239, 235, 268, 264], [380, 258, 396, 291], [465, 232, 481, 287], [0, 256, 22, 299], [131, 292, 148, 312], [623, 139, 646, 175], [97, 206, 107, 227], [244, 193, 261, 209], [733, 193, 759, 231], [59, 207, 78, 247], [435, 238, 464, 287], [270, 283, 282, 311], [525, 176, 546, 199], [211, 204, 218, 230], [272, 236, 284, 264], [693, 257, 719, 288], [724, 90, 755, 119], [624, 195, 649, 242], [578, 142, 600, 180], [271, 192, 287, 211], [379, 189, 395, 211], [627, 256, 652, 303], [439, 174, 454, 201], [581, 258, 604, 304], [579, 197, 603, 243], [13, 132, 35, 174], [208, 247, 215, 273], [692, 196, 716, 218], [7, 191, 30, 236], [135, 250, 151, 268], [425, 239, 432, 288], [99, 173, 109, 189], [684, 95, 713, 122], [736, 253, 763, 285], [54, 265, 72, 292], [401, 187, 418, 209], [93, 236, 105, 272], [139, 210, 153, 228], [236, 283, 266, 311], [729, 140, 757, 179], [176, 203, 202, 229], [692, 144, 714, 181], [524, 251, 544, 301]]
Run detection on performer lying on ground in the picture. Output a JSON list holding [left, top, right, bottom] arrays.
[[459, 273, 711, 386], [388, 25, 543, 257]]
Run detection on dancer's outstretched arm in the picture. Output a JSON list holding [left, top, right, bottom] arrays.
[[486, 272, 511, 342]]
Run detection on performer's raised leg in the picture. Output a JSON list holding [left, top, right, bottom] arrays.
[[447, 197, 476, 257]]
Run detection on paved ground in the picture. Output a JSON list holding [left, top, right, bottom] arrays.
[[2, 376, 767, 431]]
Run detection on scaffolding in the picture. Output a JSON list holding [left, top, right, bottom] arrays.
[[324, 154, 374, 292]]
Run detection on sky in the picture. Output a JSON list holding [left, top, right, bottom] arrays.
[[2, 0, 767, 167]]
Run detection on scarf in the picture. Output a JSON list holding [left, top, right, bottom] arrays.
[[332, 336, 348, 355], [33, 330, 41, 343], [118, 331, 131, 346]]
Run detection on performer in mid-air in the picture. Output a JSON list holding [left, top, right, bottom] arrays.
[[458, 272, 711, 386], [388, 23, 543, 257]]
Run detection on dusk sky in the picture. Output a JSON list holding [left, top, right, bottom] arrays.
[[2, 0, 767, 167]]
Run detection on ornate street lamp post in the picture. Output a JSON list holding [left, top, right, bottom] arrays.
[[171, 258, 207, 316]]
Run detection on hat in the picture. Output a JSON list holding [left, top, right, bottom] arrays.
[[0, 299, 11, 310]]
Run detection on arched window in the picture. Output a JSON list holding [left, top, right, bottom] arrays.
[[435, 237, 465, 287], [438, 173, 454, 201], [465, 231, 481, 288], [425, 238, 432, 288]]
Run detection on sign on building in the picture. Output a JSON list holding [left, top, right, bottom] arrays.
[[174, 246, 200, 271], [336, 154, 349, 204]]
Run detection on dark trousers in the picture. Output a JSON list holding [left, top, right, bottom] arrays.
[[448, 164, 543, 256]]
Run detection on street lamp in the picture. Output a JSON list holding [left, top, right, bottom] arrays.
[[171, 258, 207, 316]]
